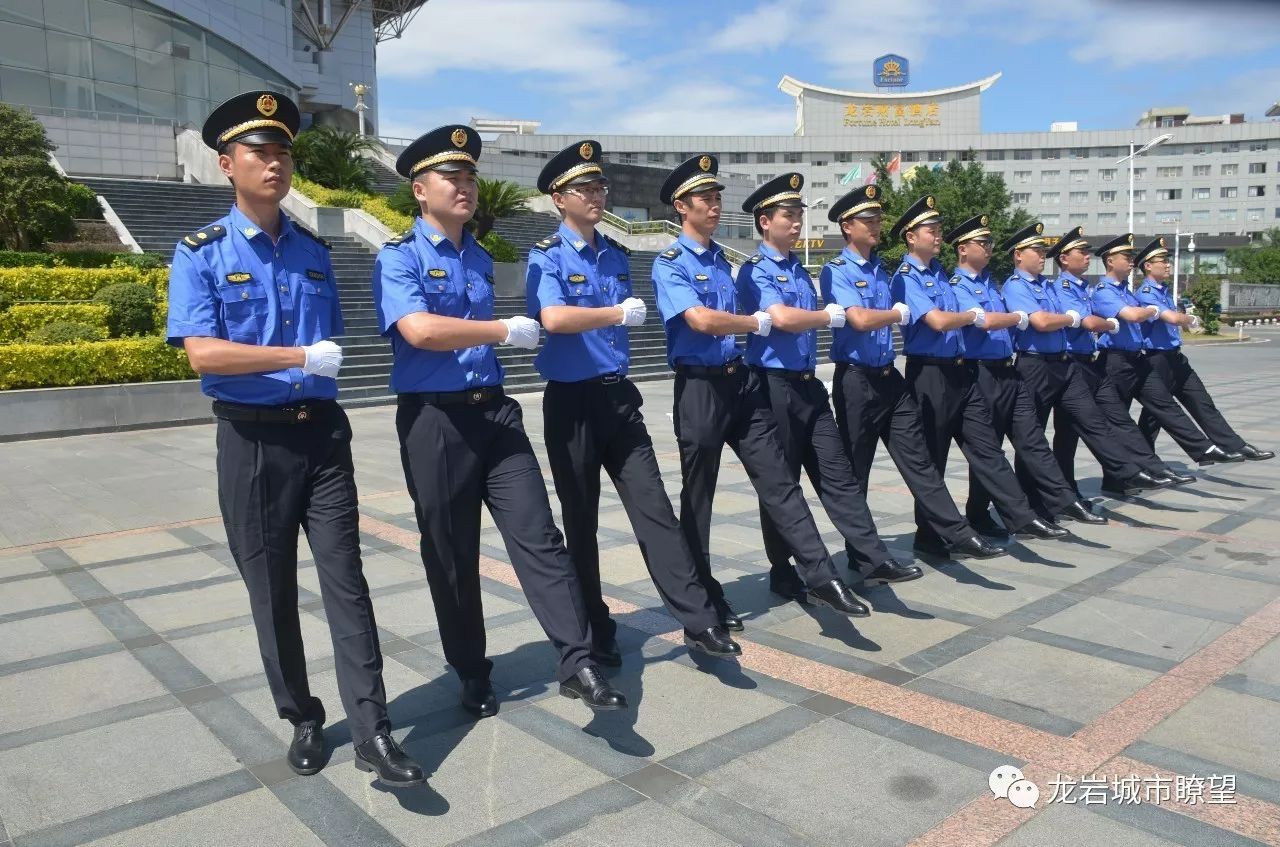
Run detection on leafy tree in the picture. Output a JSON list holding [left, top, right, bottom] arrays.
[[1225, 228, 1280, 284], [387, 181, 419, 218], [1187, 278, 1221, 335], [468, 178, 535, 240], [0, 105, 79, 250], [291, 126, 377, 192], [870, 155, 1034, 281]]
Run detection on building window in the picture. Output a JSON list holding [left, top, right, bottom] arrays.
[[1099, 168, 1117, 181], [812, 159, 827, 167], [1157, 210, 1182, 222], [618, 152, 637, 164], [729, 152, 747, 164], [1250, 141, 1268, 151], [811, 181, 828, 188], [1190, 210, 1210, 223], [757, 152, 775, 163], [1070, 169, 1088, 183], [1130, 189, 1147, 202], [1098, 148, 1119, 158], [1220, 209, 1238, 221], [1193, 164, 1211, 177], [1222, 186, 1239, 198], [1192, 144, 1210, 155], [1133, 167, 1146, 180], [647, 152, 664, 163], [1249, 162, 1267, 174], [1156, 166, 1182, 178], [757, 174, 771, 185], [1193, 187, 1210, 200], [1159, 116, 1176, 127], [928, 150, 946, 162], [1014, 149, 1033, 160], [985, 150, 1005, 161], [1069, 148, 1090, 159], [1012, 192, 1031, 204], [1223, 142, 1240, 153], [1069, 213, 1088, 224], [834, 151, 852, 162], [1097, 212, 1117, 225], [1041, 192, 1060, 205], [1041, 213, 1061, 226], [1014, 170, 1031, 183], [901, 151, 918, 162], [783, 152, 801, 164], [1099, 190, 1117, 203], [1222, 163, 1239, 176], [1156, 188, 1182, 201], [1042, 149, 1061, 160], [1248, 185, 1266, 197], [1248, 208, 1264, 221], [1042, 169, 1059, 182], [1134, 211, 1147, 225], [1069, 191, 1088, 203]]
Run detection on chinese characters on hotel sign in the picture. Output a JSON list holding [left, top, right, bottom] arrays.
[[843, 101, 942, 128]]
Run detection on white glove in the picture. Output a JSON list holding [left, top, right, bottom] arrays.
[[1065, 309, 1082, 328], [1105, 317, 1121, 334], [825, 303, 846, 328], [1015, 310, 1030, 331], [617, 297, 646, 327], [301, 340, 343, 378], [1189, 314, 1201, 329], [893, 302, 911, 325], [968, 306, 987, 328], [1145, 305, 1161, 322], [500, 316, 541, 349], [752, 310, 773, 337]]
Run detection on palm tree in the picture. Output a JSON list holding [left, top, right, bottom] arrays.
[[469, 178, 535, 239], [291, 126, 377, 192]]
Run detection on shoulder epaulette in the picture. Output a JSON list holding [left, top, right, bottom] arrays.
[[950, 276, 961, 285], [661, 246, 682, 260], [181, 224, 226, 250], [898, 263, 911, 274], [602, 234, 631, 256], [293, 225, 330, 250], [384, 228, 415, 247], [746, 254, 762, 264], [533, 234, 561, 251], [828, 257, 846, 266]]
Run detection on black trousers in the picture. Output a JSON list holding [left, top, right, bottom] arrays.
[[542, 378, 719, 641], [755, 369, 894, 578], [1101, 350, 1212, 460], [904, 359, 1038, 544], [216, 401, 389, 745], [1139, 349, 1245, 453], [396, 393, 593, 683], [1052, 354, 1168, 493], [967, 360, 1078, 521], [832, 363, 972, 548], [673, 367, 838, 604]]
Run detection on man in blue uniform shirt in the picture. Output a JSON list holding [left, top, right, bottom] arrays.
[[166, 91, 423, 787], [1045, 229, 1190, 495], [822, 187, 1001, 562], [373, 125, 626, 715], [736, 173, 923, 595], [1133, 238, 1272, 462], [1089, 235, 1238, 467], [890, 195, 1068, 552], [945, 218, 1103, 532], [652, 155, 870, 627], [526, 141, 739, 662]]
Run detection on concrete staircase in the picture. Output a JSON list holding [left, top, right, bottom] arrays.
[[366, 157, 405, 195]]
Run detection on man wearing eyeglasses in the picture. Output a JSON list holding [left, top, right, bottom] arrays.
[[1133, 238, 1272, 463], [526, 141, 741, 665]]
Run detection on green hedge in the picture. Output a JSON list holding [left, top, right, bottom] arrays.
[[0, 303, 110, 341], [0, 250, 166, 269], [0, 337, 194, 390], [0, 266, 167, 302]]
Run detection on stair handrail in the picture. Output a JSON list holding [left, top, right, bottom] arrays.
[[597, 209, 752, 266]]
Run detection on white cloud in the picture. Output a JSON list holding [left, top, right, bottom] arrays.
[[597, 80, 796, 135], [707, 0, 797, 52]]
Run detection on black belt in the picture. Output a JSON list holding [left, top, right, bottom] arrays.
[[1017, 351, 1069, 361], [1104, 348, 1147, 358], [399, 386, 504, 406], [1146, 348, 1180, 356], [676, 358, 745, 378], [1070, 351, 1100, 363], [212, 399, 333, 424], [755, 366, 817, 382], [836, 362, 896, 377], [906, 355, 966, 366], [976, 357, 1016, 369], [550, 372, 626, 386]]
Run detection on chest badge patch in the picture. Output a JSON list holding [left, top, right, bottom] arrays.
[[695, 273, 709, 281], [225, 272, 252, 284], [568, 274, 587, 283], [428, 268, 448, 279], [306, 269, 325, 281], [855, 280, 868, 288], [776, 275, 788, 283]]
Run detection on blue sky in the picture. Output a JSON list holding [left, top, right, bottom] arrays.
[[373, 0, 1280, 140]]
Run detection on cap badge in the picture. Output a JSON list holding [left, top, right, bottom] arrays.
[[451, 128, 468, 148], [698, 155, 712, 172], [789, 174, 800, 189], [256, 94, 277, 117], [579, 141, 593, 160], [925, 196, 935, 209], [1035, 223, 1043, 234], [980, 214, 989, 226], [866, 185, 876, 198]]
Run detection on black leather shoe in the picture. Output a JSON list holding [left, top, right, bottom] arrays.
[[1240, 444, 1275, 461], [1160, 470, 1196, 486], [1015, 518, 1070, 540], [862, 561, 925, 586], [1199, 445, 1245, 465], [287, 720, 325, 776], [685, 625, 742, 657], [354, 733, 425, 787], [592, 638, 623, 668], [806, 578, 870, 617], [949, 536, 1004, 560], [768, 568, 807, 601], [1058, 500, 1108, 525], [559, 666, 627, 711], [966, 512, 1008, 538], [715, 601, 744, 632], [1105, 471, 1170, 495], [460, 678, 498, 718]]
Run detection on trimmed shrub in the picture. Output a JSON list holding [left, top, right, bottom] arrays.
[[0, 250, 56, 268], [110, 253, 165, 270], [0, 337, 194, 390], [0, 266, 156, 301], [361, 195, 413, 233], [66, 182, 101, 219], [92, 281, 156, 336], [480, 232, 520, 264], [26, 320, 107, 344], [0, 303, 110, 342], [0, 290, 11, 312]]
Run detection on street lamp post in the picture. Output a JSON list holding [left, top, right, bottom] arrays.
[[1172, 228, 1197, 306], [350, 82, 371, 137], [1116, 132, 1173, 234], [804, 196, 828, 267]]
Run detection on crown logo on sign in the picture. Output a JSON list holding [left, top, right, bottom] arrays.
[[882, 60, 902, 74], [451, 128, 468, 148], [256, 94, 277, 117]]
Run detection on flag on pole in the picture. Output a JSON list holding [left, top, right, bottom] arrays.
[[864, 171, 878, 185], [838, 164, 862, 186], [887, 152, 901, 174]]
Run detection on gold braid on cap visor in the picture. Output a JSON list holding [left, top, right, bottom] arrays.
[[954, 228, 993, 244], [410, 151, 477, 176], [1057, 238, 1090, 254], [751, 190, 804, 211], [1013, 236, 1047, 250], [550, 162, 604, 191], [673, 175, 721, 199], [902, 210, 941, 231], [218, 119, 295, 144], [837, 201, 883, 221]]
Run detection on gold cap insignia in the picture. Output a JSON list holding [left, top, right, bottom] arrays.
[[789, 174, 800, 189], [1159, 236, 1166, 248], [1035, 223, 1043, 234], [1127, 234, 1134, 244], [256, 94, 277, 117], [451, 128, 468, 149], [866, 185, 876, 198], [698, 155, 712, 172], [925, 196, 935, 209], [980, 214, 989, 226], [579, 141, 593, 160], [1080, 226, 1086, 236]]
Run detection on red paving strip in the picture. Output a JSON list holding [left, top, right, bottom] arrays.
[[0, 516, 224, 556]]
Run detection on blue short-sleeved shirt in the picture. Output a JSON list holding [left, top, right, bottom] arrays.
[[371, 217, 502, 392], [652, 233, 741, 368], [1134, 278, 1181, 350], [1002, 269, 1066, 354], [526, 223, 631, 381], [1092, 275, 1149, 351], [820, 247, 896, 367], [736, 244, 818, 371], [1054, 271, 1098, 354], [891, 253, 962, 357], [951, 267, 1012, 360], [166, 205, 343, 405]]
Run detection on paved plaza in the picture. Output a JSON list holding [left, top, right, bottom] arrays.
[[2, 331, 1280, 846]]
